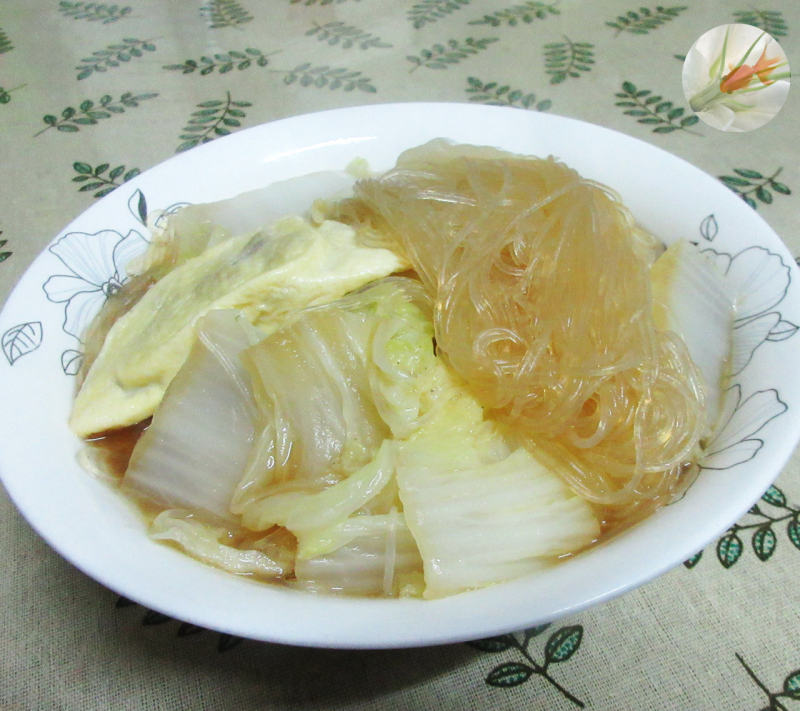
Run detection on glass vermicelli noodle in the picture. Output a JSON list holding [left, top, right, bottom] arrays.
[[333, 140, 707, 506]]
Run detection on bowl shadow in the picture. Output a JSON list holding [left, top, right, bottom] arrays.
[[113, 592, 479, 708]]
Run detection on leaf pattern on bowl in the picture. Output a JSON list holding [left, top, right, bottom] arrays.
[[41, 228, 148, 340], [61, 348, 84, 376], [1, 321, 43, 365]]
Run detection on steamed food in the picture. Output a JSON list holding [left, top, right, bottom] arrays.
[[73, 140, 733, 599], [71, 216, 405, 436]]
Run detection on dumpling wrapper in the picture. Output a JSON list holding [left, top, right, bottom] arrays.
[[70, 216, 405, 437]]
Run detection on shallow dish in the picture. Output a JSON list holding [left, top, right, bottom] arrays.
[[1, 103, 799, 649]]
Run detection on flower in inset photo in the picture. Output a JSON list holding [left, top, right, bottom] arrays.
[[682, 24, 790, 132]]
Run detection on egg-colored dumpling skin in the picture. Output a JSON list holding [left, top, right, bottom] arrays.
[[70, 216, 405, 437]]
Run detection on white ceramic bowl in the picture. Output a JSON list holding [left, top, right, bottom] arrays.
[[2, 103, 799, 649]]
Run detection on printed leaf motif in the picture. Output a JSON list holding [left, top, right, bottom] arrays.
[[2, 322, 43, 365], [0, 232, 10, 264], [75, 38, 157, 80], [788, 517, 800, 550], [200, 0, 253, 28], [0, 27, 13, 54], [717, 531, 743, 568], [718, 168, 790, 210], [72, 161, 140, 198], [58, 2, 133, 24], [281, 64, 376, 92], [469, 1, 559, 26], [164, 48, 271, 75], [306, 22, 391, 49], [407, 37, 498, 71], [762, 484, 787, 507], [766, 319, 799, 342], [36, 92, 158, 136], [468, 635, 514, 652], [683, 551, 702, 568], [606, 5, 687, 35], [544, 626, 582, 664], [471, 623, 585, 705], [465, 77, 551, 110], [752, 525, 777, 561], [544, 37, 594, 84], [737, 654, 800, 708], [408, 0, 470, 29], [785, 670, 800, 698], [732, 9, 787, 38], [0, 85, 24, 105], [486, 662, 534, 687], [690, 484, 800, 569], [176, 92, 252, 153], [128, 189, 148, 225], [61, 349, 83, 375], [615, 81, 700, 134], [116, 596, 244, 650], [699, 213, 718, 242]]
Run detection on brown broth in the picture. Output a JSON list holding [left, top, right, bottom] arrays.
[[86, 419, 151, 479], [88, 416, 660, 543], [83, 414, 679, 592]]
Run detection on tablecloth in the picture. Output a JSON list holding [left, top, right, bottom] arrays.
[[1, 1, 799, 709]]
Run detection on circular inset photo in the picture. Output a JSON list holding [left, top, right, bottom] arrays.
[[682, 23, 790, 132]]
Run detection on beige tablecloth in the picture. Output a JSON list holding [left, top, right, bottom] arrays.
[[1, 1, 799, 709]]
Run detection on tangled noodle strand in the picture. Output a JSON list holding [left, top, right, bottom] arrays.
[[333, 140, 706, 511]]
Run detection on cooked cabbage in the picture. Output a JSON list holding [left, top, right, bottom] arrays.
[[293, 509, 424, 597], [123, 309, 258, 522], [123, 277, 599, 597], [150, 509, 289, 579]]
